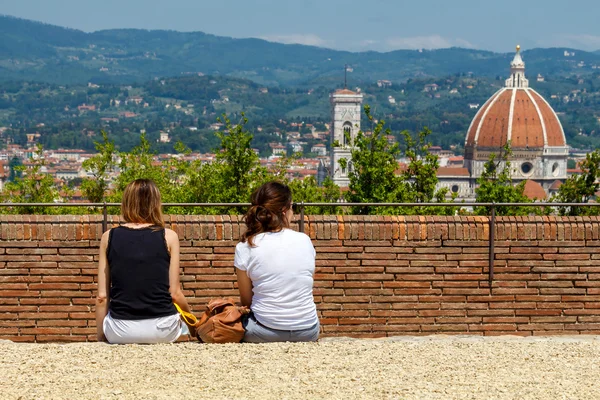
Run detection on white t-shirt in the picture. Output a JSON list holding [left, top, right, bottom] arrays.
[[234, 228, 318, 330]]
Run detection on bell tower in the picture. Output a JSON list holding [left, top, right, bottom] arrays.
[[329, 88, 363, 187]]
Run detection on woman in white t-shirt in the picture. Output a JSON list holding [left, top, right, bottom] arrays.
[[235, 181, 320, 343]]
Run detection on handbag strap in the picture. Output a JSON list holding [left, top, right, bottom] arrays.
[[174, 303, 198, 326]]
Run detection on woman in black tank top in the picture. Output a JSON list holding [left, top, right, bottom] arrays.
[[95, 179, 191, 344]]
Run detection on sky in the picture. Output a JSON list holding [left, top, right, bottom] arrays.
[[2, 0, 600, 53]]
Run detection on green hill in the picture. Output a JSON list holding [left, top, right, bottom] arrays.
[[2, 15, 600, 86]]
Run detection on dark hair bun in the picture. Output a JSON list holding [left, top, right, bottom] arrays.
[[242, 182, 292, 246]]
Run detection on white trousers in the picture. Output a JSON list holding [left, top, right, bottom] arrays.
[[103, 312, 184, 344]]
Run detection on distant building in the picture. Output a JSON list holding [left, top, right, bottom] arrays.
[[77, 104, 96, 112], [271, 144, 286, 157], [126, 96, 144, 105], [289, 141, 303, 153], [311, 144, 327, 156], [26, 133, 41, 143], [377, 80, 392, 88], [50, 149, 86, 162], [160, 132, 171, 143], [119, 112, 137, 118]]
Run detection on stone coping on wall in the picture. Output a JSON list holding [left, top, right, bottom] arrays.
[[1, 215, 599, 242]]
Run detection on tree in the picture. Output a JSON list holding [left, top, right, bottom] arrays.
[[212, 113, 269, 208], [0, 145, 60, 214], [342, 105, 405, 214], [288, 176, 341, 215], [8, 156, 22, 182], [474, 143, 537, 216], [81, 131, 116, 203], [402, 128, 456, 215], [342, 105, 452, 215], [108, 133, 180, 204], [554, 150, 600, 216]]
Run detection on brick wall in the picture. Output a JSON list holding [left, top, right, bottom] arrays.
[[1, 215, 600, 342]]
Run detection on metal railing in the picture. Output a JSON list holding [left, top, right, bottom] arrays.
[[0, 201, 598, 284]]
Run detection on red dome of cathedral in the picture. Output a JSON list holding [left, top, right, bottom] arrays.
[[465, 46, 566, 150]]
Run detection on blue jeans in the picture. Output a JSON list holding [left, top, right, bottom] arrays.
[[242, 313, 320, 343]]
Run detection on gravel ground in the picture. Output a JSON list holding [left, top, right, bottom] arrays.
[[1, 336, 600, 400]]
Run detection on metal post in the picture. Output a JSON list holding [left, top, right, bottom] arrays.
[[102, 202, 108, 232], [299, 202, 305, 233], [488, 204, 496, 287]]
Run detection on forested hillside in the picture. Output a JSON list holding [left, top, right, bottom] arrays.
[[2, 15, 600, 86], [2, 71, 600, 154]]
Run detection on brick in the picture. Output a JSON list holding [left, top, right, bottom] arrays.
[[336, 267, 384, 274], [371, 295, 418, 303], [543, 254, 590, 261], [333, 281, 382, 288], [433, 281, 480, 288], [345, 274, 393, 281], [418, 310, 466, 317], [20, 298, 71, 305], [19, 312, 69, 319], [338, 318, 387, 325], [364, 247, 412, 253], [482, 317, 529, 323], [421, 324, 469, 332], [323, 296, 370, 303], [29, 283, 80, 290], [469, 324, 518, 331], [518, 324, 565, 331], [515, 309, 561, 316], [394, 288, 442, 295], [322, 310, 370, 318], [0, 290, 41, 297], [36, 335, 88, 342], [37, 320, 88, 327]]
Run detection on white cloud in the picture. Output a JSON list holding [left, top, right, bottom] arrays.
[[358, 39, 379, 47], [539, 34, 600, 50], [384, 35, 474, 51], [258, 34, 329, 47]]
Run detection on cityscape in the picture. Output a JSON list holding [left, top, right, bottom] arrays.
[[1, 16, 599, 206]]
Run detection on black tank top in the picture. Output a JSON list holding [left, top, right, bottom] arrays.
[[107, 226, 176, 320]]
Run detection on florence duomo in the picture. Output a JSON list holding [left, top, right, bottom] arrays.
[[437, 45, 569, 200]]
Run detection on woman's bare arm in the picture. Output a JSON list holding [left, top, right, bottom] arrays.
[[236, 269, 253, 308], [166, 228, 191, 313], [95, 230, 110, 342]]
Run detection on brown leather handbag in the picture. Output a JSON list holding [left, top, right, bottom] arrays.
[[176, 298, 250, 343]]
